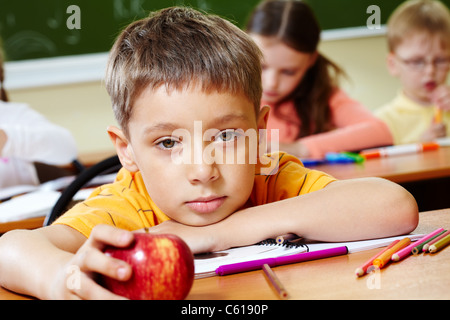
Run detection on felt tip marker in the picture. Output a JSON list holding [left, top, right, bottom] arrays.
[[360, 142, 439, 160]]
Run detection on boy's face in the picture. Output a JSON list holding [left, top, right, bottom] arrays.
[[109, 85, 268, 227], [388, 32, 450, 105]]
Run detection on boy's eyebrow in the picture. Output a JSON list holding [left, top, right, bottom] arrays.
[[142, 122, 181, 135], [142, 113, 254, 136], [209, 113, 254, 127]]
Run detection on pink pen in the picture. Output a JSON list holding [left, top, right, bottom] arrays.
[[391, 228, 444, 262], [215, 246, 348, 276]]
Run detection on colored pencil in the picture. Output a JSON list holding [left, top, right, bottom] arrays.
[[372, 238, 411, 268], [423, 230, 450, 252], [434, 107, 442, 123], [355, 240, 399, 277], [262, 264, 289, 300], [392, 228, 444, 261], [429, 233, 450, 253], [275, 233, 297, 245], [412, 230, 447, 254]]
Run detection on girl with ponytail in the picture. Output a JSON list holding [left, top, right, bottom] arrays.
[[246, 0, 393, 159]]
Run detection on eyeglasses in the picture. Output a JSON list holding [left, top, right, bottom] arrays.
[[396, 55, 450, 71]]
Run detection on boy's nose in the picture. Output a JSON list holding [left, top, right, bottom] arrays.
[[424, 62, 436, 75], [187, 162, 219, 185]]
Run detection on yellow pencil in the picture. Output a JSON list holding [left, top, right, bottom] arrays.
[[434, 107, 442, 124], [429, 233, 450, 253], [423, 230, 450, 252], [372, 237, 411, 269]]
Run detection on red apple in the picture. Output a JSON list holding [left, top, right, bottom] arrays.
[[102, 233, 194, 300]]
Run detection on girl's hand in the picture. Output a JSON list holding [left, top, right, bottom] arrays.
[[52, 225, 134, 300], [276, 141, 310, 158]]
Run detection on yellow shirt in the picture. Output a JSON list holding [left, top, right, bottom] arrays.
[[375, 91, 450, 145], [54, 152, 336, 238]]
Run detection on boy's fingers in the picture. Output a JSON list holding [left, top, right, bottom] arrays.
[[88, 224, 134, 250], [75, 247, 132, 281], [432, 87, 450, 110], [71, 273, 128, 300]]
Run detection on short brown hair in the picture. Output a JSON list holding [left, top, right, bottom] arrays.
[[105, 6, 263, 136], [387, 0, 450, 52]]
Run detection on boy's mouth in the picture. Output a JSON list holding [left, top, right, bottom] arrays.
[[424, 81, 437, 91], [185, 196, 227, 214]]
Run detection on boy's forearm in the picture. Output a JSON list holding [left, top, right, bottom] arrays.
[[0, 228, 75, 299], [213, 178, 418, 250]]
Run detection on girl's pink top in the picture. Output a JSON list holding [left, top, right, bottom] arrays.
[[263, 90, 393, 159]]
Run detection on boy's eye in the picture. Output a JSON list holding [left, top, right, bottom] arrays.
[[215, 130, 241, 143], [219, 131, 234, 142], [156, 138, 179, 150], [409, 59, 425, 68]]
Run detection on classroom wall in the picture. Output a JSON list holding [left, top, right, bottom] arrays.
[[320, 35, 397, 109], [7, 34, 449, 157], [9, 80, 116, 156]]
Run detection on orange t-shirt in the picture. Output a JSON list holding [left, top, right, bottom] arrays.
[[54, 152, 336, 238]]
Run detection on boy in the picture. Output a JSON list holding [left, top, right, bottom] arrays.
[[0, 7, 418, 300], [376, 0, 450, 144]]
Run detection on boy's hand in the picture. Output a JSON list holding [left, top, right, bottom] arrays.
[[144, 221, 217, 254], [53, 225, 134, 300], [431, 85, 450, 111], [421, 122, 446, 141]]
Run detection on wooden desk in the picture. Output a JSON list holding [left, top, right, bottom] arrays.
[[78, 150, 117, 167], [186, 209, 450, 300], [1, 209, 449, 300], [313, 147, 450, 184], [0, 150, 117, 234], [313, 147, 450, 211], [0, 217, 44, 234]]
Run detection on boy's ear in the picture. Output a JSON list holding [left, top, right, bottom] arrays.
[[257, 105, 271, 152], [107, 126, 139, 172], [257, 105, 270, 131], [387, 52, 400, 77]]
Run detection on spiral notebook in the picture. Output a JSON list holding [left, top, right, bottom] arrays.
[[194, 234, 424, 278], [194, 239, 308, 278]]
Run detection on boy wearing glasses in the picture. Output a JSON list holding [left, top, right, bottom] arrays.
[[376, 0, 450, 144]]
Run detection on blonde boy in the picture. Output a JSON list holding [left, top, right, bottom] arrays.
[[376, 0, 450, 144], [0, 7, 418, 300]]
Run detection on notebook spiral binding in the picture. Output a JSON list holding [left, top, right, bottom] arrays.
[[257, 238, 309, 251]]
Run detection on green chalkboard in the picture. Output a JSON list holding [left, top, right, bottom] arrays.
[[304, 0, 450, 30], [1, 0, 450, 62], [0, 0, 261, 61]]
